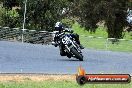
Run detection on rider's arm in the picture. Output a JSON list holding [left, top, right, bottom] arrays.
[[64, 28, 73, 33], [127, 8, 129, 13]]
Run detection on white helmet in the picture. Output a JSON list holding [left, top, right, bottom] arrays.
[[55, 22, 62, 27]]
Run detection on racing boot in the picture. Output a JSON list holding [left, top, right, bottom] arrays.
[[79, 44, 84, 49]]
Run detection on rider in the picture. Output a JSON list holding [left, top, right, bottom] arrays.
[[52, 21, 84, 55], [52, 22, 64, 47], [127, 8, 132, 25], [125, 8, 132, 32]]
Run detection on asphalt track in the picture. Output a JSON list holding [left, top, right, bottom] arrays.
[[0, 41, 132, 74]]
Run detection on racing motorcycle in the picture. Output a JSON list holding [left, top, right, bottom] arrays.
[[125, 10, 132, 32], [127, 14, 132, 25], [55, 29, 83, 61]]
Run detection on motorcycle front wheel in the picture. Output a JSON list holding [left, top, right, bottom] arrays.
[[70, 47, 83, 61]]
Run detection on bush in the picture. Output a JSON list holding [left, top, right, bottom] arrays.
[[0, 7, 20, 27], [61, 18, 75, 28], [0, 7, 6, 26]]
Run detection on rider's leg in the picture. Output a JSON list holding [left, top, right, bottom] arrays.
[[52, 38, 58, 47], [72, 33, 84, 49], [59, 43, 66, 56]]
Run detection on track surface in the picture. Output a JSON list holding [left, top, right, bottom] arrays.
[[0, 41, 132, 74]]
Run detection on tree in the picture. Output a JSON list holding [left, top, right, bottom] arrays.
[[1, 0, 71, 31], [72, 0, 129, 38], [18, 0, 72, 31], [2, 0, 19, 9]]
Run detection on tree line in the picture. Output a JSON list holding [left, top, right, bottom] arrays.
[[0, 0, 131, 38]]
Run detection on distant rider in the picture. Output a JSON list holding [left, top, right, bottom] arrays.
[[125, 8, 132, 32], [127, 8, 132, 25]]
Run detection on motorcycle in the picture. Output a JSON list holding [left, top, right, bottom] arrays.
[[125, 10, 132, 32], [127, 9, 132, 25], [127, 15, 132, 25], [56, 29, 83, 61]]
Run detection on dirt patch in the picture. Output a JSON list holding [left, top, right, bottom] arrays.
[[0, 74, 76, 82]]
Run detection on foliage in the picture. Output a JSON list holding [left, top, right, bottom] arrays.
[[0, 0, 72, 31], [61, 18, 75, 28], [0, 7, 6, 26], [0, 0, 131, 38], [0, 6, 20, 27], [72, 0, 129, 38], [17, 0, 72, 31]]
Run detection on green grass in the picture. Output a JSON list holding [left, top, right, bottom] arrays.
[[72, 23, 132, 52], [72, 23, 108, 38], [0, 80, 131, 88], [123, 32, 132, 40]]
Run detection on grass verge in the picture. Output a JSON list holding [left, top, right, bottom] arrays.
[[72, 23, 132, 52], [0, 79, 131, 88], [0, 75, 131, 88]]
